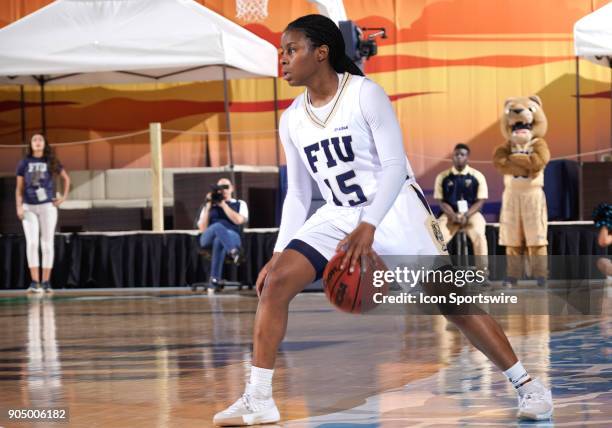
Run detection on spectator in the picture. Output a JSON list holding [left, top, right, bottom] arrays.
[[197, 178, 248, 288], [434, 143, 488, 259], [16, 133, 70, 294]]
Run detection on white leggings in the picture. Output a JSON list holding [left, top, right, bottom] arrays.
[[22, 203, 58, 269]]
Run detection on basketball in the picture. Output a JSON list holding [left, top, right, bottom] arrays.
[[322, 250, 388, 314]]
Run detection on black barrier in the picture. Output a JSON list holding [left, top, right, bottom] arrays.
[[0, 231, 278, 289], [0, 224, 608, 290]]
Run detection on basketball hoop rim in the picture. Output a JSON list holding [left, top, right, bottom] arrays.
[[235, 0, 269, 23]]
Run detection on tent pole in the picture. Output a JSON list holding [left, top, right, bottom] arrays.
[[39, 77, 47, 135], [273, 77, 280, 166], [575, 57, 584, 220], [222, 66, 236, 191], [222, 66, 234, 166], [575, 57, 581, 163], [20, 85, 26, 144]]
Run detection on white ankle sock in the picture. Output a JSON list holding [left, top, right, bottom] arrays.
[[503, 361, 531, 389], [248, 366, 273, 397], [517, 377, 543, 395]]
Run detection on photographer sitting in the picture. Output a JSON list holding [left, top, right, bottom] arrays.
[[197, 178, 249, 287]]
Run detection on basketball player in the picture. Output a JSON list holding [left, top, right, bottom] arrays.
[[15, 134, 70, 294], [214, 15, 553, 425]]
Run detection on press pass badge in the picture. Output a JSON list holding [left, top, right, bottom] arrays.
[[457, 199, 468, 214], [35, 187, 47, 202]]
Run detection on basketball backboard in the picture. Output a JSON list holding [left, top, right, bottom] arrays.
[[308, 0, 347, 25]]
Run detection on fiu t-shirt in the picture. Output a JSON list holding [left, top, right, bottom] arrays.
[[16, 156, 63, 205]]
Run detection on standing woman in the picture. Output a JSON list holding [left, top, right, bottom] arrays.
[[15, 133, 70, 293], [214, 15, 553, 426]]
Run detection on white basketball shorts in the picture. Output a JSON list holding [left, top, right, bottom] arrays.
[[284, 182, 448, 279]]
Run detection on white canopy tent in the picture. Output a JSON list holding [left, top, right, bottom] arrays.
[[574, 2, 612, 67], [573, 2, 612, 151], [0, 0, 279, 160], [0, 0, 278, 84], [0, 0, 279, 231]]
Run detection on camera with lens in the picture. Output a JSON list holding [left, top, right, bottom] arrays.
[[208, 184, 229, 204], [339, 21, 386, 68]]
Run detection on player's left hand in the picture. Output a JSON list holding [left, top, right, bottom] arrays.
[[52, 197, 65, 207], [336, 222, 376, 273]]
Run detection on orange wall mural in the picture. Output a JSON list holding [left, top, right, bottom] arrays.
[[0, 0, 610, 206]]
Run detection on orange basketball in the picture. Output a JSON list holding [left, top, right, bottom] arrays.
[[322, 251, 388, 314]]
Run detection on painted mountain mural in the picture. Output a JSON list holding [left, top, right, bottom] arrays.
[[0, 0, 610, 205]]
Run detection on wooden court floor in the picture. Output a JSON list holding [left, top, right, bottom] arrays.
[[0, 290, 610, 427]]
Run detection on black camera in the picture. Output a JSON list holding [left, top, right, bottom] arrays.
[[209, 184, 229, 204], [339, 21, 386, 65]]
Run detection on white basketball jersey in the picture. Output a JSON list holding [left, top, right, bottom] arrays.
[[285, 73, 415, 208]]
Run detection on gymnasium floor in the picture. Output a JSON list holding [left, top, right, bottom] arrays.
[[0, 290, 609, 427]]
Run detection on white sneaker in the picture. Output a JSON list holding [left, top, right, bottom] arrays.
[[213, 388, 280, 426], [517, 378, 553, 420], [27, 282, 43, 294], [42, 281, 53, 294]]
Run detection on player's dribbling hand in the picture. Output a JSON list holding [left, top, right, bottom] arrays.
[[337, 222, 376, 274], [256, 252, 281, 297]]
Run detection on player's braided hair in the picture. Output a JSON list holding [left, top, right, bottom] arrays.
[[286, 14, 365, 77]]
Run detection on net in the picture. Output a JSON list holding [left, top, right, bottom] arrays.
[[235, 0, 269, 22]]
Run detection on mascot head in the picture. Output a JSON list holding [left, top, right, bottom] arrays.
[[501, 95, 547, 144]]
